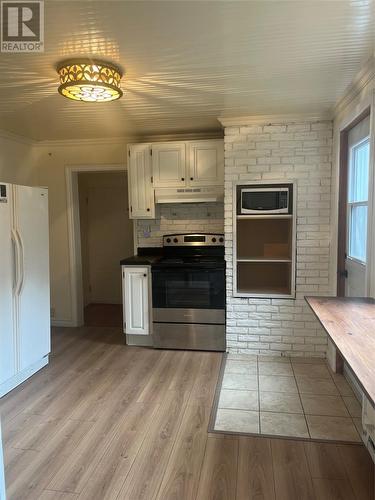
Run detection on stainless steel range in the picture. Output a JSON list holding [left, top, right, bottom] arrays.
[[151, 233, 225, 351]]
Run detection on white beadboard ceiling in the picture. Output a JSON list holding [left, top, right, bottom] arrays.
[[0, 0, 374, 141]]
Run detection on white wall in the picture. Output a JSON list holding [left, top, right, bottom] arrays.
[[0, 133, 36, 185], [224, 119, 333, 357], [33, 139, 130, 325]]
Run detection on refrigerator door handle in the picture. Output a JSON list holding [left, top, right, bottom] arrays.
[[15, 229, 24, 296], [11, 229, 19, 294]]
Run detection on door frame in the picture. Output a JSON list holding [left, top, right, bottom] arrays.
[[337, 105, 373, 296], [65, 164, 133, 327]]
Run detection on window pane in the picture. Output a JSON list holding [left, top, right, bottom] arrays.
[[349, 205, 367, 262], [348, 140, 369, 203]]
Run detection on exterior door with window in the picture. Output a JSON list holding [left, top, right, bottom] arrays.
[[345, 117, 370, 297]]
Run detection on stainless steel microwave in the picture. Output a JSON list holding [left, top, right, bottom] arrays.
[[240, 187, 290, 214]]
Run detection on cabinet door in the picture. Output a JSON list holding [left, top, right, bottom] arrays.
[[16, 185, 50, 372], [0, 185, 16, 385], [152, 142, 186, 187], [128, 144, 155, 219], [188, 140, 224, 186], [123, 267, 149, 336], [0, 421, 5, 500]]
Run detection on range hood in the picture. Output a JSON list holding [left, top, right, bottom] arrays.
[[155, 187, 224, 204]]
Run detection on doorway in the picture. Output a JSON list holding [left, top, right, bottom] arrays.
[[338, 112, 371, 297], [77, 171, 134, 327]]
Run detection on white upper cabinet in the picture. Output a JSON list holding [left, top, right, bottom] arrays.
[[128, 144, 155, 219], [151, 142, 186, 187], [188, 140, 224, 186], [127, 139, 224, 219]]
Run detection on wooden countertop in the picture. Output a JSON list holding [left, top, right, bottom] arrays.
[[305, 296, 375, 405]]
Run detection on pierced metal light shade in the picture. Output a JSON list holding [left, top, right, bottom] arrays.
[[57, 59, 123, 102]]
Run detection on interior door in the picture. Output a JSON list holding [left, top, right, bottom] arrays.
[[15, 185, 50, 370], [152, 142, 186, 187], [0, 183, 16, 385], [344, 117, 370, 297]]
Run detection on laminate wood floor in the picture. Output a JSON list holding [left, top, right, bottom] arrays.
[[1, 326, 374, 500]]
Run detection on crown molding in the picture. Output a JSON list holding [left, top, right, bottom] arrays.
[[333, 56, 375, 119], [137, 130, 223, 143], [217, 112, 332, 127], [35, 135, 139, 148], [0, 128, 35, 146], [34, 130, 223, 148]]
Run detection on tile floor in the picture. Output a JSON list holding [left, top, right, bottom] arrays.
[[213, 354, 363, 442]]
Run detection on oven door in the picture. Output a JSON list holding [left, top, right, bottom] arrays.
[[152, 267, 225, 311], [151, 266, 225, 351]]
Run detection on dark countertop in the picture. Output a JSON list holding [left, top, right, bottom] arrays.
[[120, 247, 163, 266]]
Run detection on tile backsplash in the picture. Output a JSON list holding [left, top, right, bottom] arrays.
[[136, 202, 224, 247]]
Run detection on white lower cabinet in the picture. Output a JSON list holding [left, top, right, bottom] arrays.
[[122, 266, 151, 338]]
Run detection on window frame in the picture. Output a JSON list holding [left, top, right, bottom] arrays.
[[346, 136, 370, 265]]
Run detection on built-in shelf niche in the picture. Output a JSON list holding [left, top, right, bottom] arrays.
[[233, 181, 296, 298], [237, 217, 292, 261], [237, 261, 292, 296]]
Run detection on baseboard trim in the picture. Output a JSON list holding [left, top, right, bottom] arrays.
[[126, 334, 153, 347], [0, 356, 49, 397], [51, 319, 76, 327]]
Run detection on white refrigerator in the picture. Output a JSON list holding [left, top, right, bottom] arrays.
[[0, 183, 50, 398]]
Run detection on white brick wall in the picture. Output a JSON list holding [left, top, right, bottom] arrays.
[[136, 202, 224, 247], [225, 120, 333, 357]]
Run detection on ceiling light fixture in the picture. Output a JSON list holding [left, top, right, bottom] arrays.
[[57, 58, 123, 102]]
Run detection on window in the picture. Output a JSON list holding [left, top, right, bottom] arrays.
[[347, 138, 370, 263]]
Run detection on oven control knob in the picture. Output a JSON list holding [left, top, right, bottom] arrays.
[[173, 238, 178, 243], [219, 237, 224, 243], [212, 237, 217, 243], [166, 238, 171, 243]]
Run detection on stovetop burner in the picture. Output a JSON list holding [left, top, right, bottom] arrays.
[[153, 233, 225, 269]]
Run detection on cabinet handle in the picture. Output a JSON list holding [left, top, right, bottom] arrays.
[[143, 274, 147, 277], [181, 177, 185, 181], [190, 177, 193, 181], [147, 208, 150, 211]]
